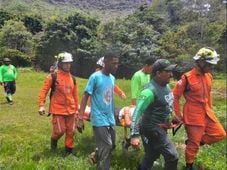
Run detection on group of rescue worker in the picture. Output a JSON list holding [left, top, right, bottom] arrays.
[[37, 47, 226, 170]]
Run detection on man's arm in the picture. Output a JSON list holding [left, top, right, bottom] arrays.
[[78, 92, 89, 118], [13, 65, 18, 79], [130, 88, 154, 148], [77, 92, 90, 132], [38, 75, 52, 115], [131, 73, 140, 105], [173, 75, 187, 120], [114, 85, 126, 99], [130, 89, 154, 137], [73, 83, 80, 112], [0, 66, 2, 84]]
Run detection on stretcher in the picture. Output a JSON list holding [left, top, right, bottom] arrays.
[[76, 105, 183, 151], [76, 105, 135, 151]]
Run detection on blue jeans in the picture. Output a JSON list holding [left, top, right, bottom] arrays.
[[139, 127, 178, 170]]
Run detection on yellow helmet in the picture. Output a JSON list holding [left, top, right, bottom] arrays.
[[193, 47, 220, 65]]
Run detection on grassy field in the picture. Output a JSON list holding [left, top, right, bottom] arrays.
[[0, 68, 226, 170]]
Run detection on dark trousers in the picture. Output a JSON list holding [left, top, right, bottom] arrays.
[[93, 126, 116, 170], [139, 127, 178, 170], [4, 81, 16, 95]]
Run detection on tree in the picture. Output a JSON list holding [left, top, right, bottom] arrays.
[[0, 20, 33, 66], [35, 11, 100, 77], [0, 10, 13, 28], [22, 15, 43, 35]]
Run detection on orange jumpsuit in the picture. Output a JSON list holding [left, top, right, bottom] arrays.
[[173, 68, 226, 164], [39, 70, 79, 149]]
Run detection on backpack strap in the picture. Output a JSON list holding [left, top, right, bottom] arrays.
[[50, 72, 57, 99], [71, 75, 76, 85], [50, 73, 76, 99], [183, 74, 190, 92]]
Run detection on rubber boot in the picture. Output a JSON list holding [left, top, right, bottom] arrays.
[[65, 147, 73, 155], [7, 94, 13, 105], [186, 163, 194, 170], [65, 147, 78, 160], [51, 138, 58, 151], [5, 96, 10, 102]]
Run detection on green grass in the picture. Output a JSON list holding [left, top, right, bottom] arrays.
[[0, 68, 226, 170]]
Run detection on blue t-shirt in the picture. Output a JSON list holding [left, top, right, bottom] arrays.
[[85, 71, 116, 127]]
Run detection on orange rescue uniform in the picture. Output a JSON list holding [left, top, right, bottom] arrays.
[[173, 68, 226, 164], [39, 70, 79, 149]]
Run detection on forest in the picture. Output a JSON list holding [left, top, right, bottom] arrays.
[[0, 0, 226, 78]]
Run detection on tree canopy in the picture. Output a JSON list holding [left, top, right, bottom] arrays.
[[0, 0, 226, 78]]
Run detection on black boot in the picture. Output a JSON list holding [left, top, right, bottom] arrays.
[[51, 138, 57, 151], [65, 147, 78, 160], [186, 163, 194, 170], [65, 147, 73, 155]]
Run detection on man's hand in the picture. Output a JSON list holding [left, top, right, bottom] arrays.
[[130, 137, 140, 149], [38, 106, 45, 115], [159, 123, 176, 129], [77, 119, 84, 133], [120, 93, 127, 100], [172, 115, 183, 125], [131, 99, 136, 106]]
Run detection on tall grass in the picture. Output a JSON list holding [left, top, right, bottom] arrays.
[[0, 68, 226, 170]]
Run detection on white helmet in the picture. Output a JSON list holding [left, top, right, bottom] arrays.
[[96, 57, 104, 67], [193, 47, 220, 65], [57, 52, 73, 62]]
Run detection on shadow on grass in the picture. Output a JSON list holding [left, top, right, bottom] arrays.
[[0, 101, 11, 105], [75, 134, 96, 156], [32, 147, 66, 161], [111, 148, 164, 170], [32, 135, 96, 162]]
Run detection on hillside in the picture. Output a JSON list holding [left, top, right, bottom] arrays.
[[0, 0, 152, 21], [49, 0, 152, 10]]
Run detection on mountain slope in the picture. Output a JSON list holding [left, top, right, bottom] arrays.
[[48, 0, 152, 10], [0, 0, 152, 21]]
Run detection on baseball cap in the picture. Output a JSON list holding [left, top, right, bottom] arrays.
[[152, 59, 177, 74], [3, 57, 11, 62]]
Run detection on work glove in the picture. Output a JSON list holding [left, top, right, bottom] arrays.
[[77, 119, 84, 133], [38, 106, 45, 115]]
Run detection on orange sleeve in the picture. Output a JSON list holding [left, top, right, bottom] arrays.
[[73, 83, 79, 111], [173, 75, 187, 117], [114, 85, 124, 96], [38, 75, 52, 107]]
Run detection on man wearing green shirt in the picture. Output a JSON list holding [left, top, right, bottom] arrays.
[[0, 58, 17, 105], [131, 57, 156, 105], [130, 59, 178, 170]]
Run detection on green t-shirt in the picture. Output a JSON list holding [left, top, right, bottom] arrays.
[[131, 79, 173, 136], [0, 64, 17, 82], [131, 70, 150, 100]]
